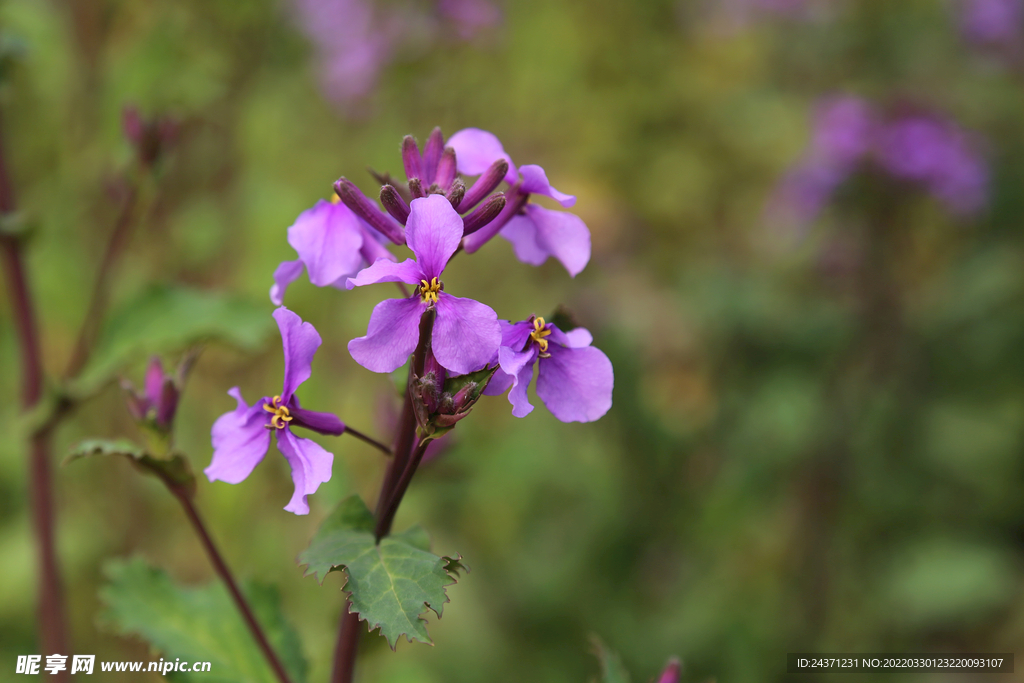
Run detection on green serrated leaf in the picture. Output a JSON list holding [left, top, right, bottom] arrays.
[[392, 525, 431, 553], [298, 495, 467, 649], [100, 558, 307, 683], [71, 285, 272, 395], [66, 438, 196, 497], [590, 636, 632, 683]]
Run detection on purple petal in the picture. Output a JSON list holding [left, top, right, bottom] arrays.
[[536, 344, 613, 423], [270, 259, 305, 306], [406, 195, 464, 279], [274, 307, 322, 401], [562, 327, 593, 348], [447, 128, 518, 184], [482, 366, 514, 396], [484, 319, 536, 396], [524, 204, 591, 277], [519, 164, 576, 207], [432, 293, 501, 375], [358, 225, 397, 266], [205, 388, 272, 484], [498, 345, 537, 418], [288, 200, 365, 287], [499, 213, 548, 266], [289, 405, 346, 436], [345, 258, 424, 290], [144, 357, 165, 406], [276, 428, 333, 515], [501, 319, 536, 351], [348, 296, 424, 373]]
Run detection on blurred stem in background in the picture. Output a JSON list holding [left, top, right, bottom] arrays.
[[1, 101, 163, 677], [0, 113, 69, 676]]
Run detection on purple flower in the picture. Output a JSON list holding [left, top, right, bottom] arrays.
[[485, 316, 613, 423], [205, 307, 343, 515], [346, 194, 501, 375], [875, 116, 987, 215], [960, 0, 1022, 46], [447, 128, 592, 277], [121, 357, 183, 431], [270, 197, 396, 305]]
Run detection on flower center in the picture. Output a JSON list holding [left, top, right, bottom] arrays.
[[530, 317, 552, 357], [419, 277, 442, 304], [262, 395, 293, 430]]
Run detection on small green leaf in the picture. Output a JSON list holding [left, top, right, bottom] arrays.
[[298, 495, 467, 648], [100, 558, 307, 683], [66, 438, 196, 498], [442, 364, 497, 401], [72, 285, 272, 394], [590, 636, 632, 683], [67, 438, 147, 460]]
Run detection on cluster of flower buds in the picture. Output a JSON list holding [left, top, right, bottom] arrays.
[[122, 106, 177, 168], [210, 127, 612, 514], [120, 353, 196, 453]]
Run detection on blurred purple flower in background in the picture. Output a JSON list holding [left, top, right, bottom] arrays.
[[876, 116, 988, 215], [960, 0, 1023, 46], [767, 95, 874, 225], [439, 0, 502, 39], [768, 95, 988, 230], [290, 0, 501, 108], [291, 0, 395, 105]]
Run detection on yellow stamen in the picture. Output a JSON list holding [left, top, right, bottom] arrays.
[[262, 395, 293, 430], [419, 277, 442, 304], [530, 317, 552, 356], [331, 193, 341, 204]]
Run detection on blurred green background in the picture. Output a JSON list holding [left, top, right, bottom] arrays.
[[2, 0, 1024, 681]]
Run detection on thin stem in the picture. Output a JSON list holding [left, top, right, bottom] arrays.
[[170, 488, 295, 683], [330, 609, 361, 683], [64, 182, 140, 379], [343, 425, 392, 457], [334, 306, 435, 683], [375, 439, 428, 541], [0, 114, 70, 674], [394, 281, 411, 298]]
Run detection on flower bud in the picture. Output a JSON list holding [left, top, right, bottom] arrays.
[[447, 178, 466, 210], [408, 177, 426, 199], [461, 158, 508, 211], [422, 127, 445, 184], [122, 105, 177, 168], [657, 658, 681, 683], [462, 193, 506, 235], [402, 135, 423, 181], [435, 146, 457, 190], [334, 177, 406, 244], [380, 184, 411, 224], [121, 356, 183, 433]]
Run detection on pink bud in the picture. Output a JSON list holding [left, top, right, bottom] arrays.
[[657, 658, 681, 683]]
